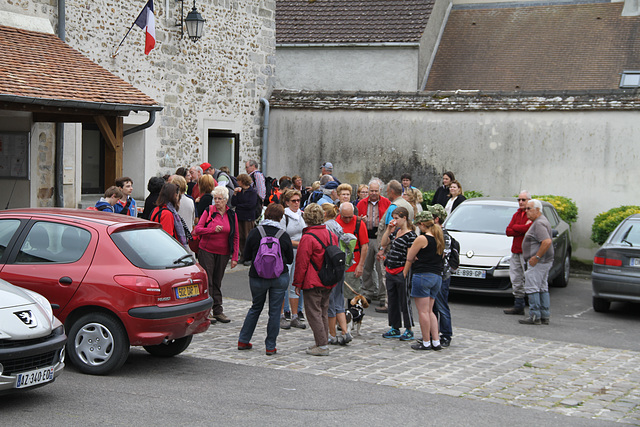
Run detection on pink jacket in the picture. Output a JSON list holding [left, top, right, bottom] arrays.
[[194, 205, 239, 261]]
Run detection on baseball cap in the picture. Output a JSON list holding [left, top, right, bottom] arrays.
[[427, 204, 447, 221], [321, 162, 333, 170], [324, 181, 339, 190], [200, 162, 212, 171], [414, 210, 434, 224]]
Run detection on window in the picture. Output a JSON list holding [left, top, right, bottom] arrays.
[[16, 222, 91, 264], [543, 206, 559, 228], [620, 71, 640, 88], [0, 219, 21, 258], [111, 228, 193, 270]]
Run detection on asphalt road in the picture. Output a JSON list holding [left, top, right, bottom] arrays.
[[1, 269, 635, 425]]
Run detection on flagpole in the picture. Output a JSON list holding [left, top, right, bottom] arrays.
[[112, 0, 151, 58]]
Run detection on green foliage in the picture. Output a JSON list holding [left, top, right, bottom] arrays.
[[420, 189, 484, 210], [591, 205, 640, 245], [464, 190, 484, 199], [533, 195, 578, 225]]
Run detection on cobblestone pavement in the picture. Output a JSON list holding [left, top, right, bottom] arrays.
[[184, 297, 640, 425]]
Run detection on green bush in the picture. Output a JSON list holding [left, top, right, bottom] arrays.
[[591, 205, 640, 245], [464, 190, 484, 199], [533, 195, 578, 225], [421, 189, 484, 210]]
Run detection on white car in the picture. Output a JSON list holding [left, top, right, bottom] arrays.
[[443, 198, 572, 295], [0, 280, 66, 393]]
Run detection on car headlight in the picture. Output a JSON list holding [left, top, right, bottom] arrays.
[[498, 255, 511, 268], [23, 289, 54, 323]]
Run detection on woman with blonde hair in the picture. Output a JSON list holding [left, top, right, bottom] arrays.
[[402, 187, 423, 218], [445, 180, 466, 215], [196, 174, 216, 219], [404, 210, 445, 350]]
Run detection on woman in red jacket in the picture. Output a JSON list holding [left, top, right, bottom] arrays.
[[293, 203, 337, 356], [151, 183, 188, 249]]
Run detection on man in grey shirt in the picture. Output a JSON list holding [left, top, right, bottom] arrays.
[[520, 199, 554, 325]]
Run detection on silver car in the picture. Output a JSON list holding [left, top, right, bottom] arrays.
[[592, 214, 640, 312], [443, 198, 572, 295], [0, 280, 66, 393]]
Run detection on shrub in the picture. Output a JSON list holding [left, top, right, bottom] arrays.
[[591, 205, 640, 245], [533, 195, 578, 225], [464, 190, 484, 199], [421, 189, 484, 210]]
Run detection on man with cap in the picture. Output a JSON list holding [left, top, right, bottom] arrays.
[[317, 181, 339, 205], [201, 162, 214, 176], [320, 162, 341, 185], [203, 162, 235, 203], [428, 203, 456, 347]]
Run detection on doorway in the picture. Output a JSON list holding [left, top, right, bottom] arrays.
[[208, 131, 239, 176], [81, 126, 104, 194]]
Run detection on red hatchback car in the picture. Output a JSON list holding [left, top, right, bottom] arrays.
[[0, 208, 212, 375]]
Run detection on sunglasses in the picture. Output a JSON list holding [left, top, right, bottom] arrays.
[[517, 198, 528, 202], [290, 199, 301, 203]]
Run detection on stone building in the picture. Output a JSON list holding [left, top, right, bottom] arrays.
[[0, 0, 276, 207]]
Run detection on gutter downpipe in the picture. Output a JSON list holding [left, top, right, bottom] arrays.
[[259, 98, 269, 175], [123, 111, 156, 137], [55, 0, 66, 207]]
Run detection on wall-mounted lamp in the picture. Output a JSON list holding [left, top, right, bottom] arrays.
[[177, 0, 206, 41]]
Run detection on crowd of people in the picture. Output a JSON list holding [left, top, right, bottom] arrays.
[[92, 161, 479, 356]]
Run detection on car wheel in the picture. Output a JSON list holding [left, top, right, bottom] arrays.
[[593, 297, 611, 313], [552, 252, 570, 288], [143, 335, 193, 357], [67, 312, 130, 375]]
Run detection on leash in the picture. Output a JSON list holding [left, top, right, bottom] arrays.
[[343, 280, 359, 296]]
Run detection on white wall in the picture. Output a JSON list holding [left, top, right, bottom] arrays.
[[276, 46, 420, 91], [267, 108, 640, 261]]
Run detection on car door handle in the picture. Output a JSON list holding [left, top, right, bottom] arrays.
[[59, 276, 73, 285]]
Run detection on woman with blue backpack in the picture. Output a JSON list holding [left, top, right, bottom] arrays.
[[237, 203, 294, 356]]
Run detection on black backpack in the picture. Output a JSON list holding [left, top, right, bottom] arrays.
[[308, 232, 345, 288], [448, 235, 460, 270], [263, 177, 279, 206]]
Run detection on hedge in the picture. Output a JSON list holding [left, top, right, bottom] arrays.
[[532, 195, 578, 225], [421, 189, 484, 210], [591, 205, 640, 245]]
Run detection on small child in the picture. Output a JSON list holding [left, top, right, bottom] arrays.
[[94, 186, 123, 212]]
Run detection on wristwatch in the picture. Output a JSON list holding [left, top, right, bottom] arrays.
[[535, 255, 541, 260]]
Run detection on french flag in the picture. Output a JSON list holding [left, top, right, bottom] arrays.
[[134, 0, 156, 55]]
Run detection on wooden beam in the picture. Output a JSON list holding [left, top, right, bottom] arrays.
[[95, 115, 124, 191]]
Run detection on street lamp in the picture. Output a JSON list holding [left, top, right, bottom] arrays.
[[177, 0, 206, 41]]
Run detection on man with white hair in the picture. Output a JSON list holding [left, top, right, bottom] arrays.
[[317, 180, 338, 205], [504, 190, 533, 315], [188, 165, 203, 200], [519, 199, 554, 325]]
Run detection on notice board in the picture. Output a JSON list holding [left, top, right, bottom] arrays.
[[0, 132, 29, 179]]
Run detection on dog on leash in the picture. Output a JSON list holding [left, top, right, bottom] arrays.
[[345, 294, 370, 336]]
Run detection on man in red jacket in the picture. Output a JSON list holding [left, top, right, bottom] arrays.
[[357, 179, 391, 307], [504, 190, 533, 314]]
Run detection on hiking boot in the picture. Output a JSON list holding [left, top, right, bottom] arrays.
[[297, 311, 305, 321], [541, 318, 550, 325], [382, 328, 401, 338], [337, 335, 346, 346], [503, 306, 525, 315], [265, 348, 277, 356], [214, 313, 231, 323], [280, 318, 291, 329], [306, 346, 330, 356], [290, 318, 306, 329], [399, 329, 415, 341], [237, 341, 252, 350], [328, 335, 338, 345], [343, 332, 353, 344], [375, 305, 388, 313], [519, 316, 541, 325]]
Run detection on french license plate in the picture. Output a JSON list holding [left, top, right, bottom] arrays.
[[176, 284, 199, 299], [631, 258, 640, 267], [15, 366, 55, 389], [453, 268, 487, 279]]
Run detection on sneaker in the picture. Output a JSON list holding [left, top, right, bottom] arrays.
[[243, 260, 252, 266], [280, 318, 291, 329], [399, 329, 414, 341], [375, 305, 388, 313], [284, 311, 291, 321], [541, 318, 550, 325], [328, 335, 338, 345], [382, 328, 401, 338], [208, 313, 217, 324], [297, 311, 305, 321], [343, 332, 353, 344], [432, 343, 443, 351], [440, 337, 451, 348], [337, 335, 346, 346], [237, 341, 252, 350], [411, 341, 432, 351], [290, 318, 307, 329], [519, 316, 541, 325], [214, 313, 231, 323], [265, 348, 277, 356], [306, 346, 330, 356]]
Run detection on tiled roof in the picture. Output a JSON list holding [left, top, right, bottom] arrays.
[[425, 2, 640, 91], [270, 89, 640, 111], [276, 0, 434, 44], [0, 25, 159, 110]]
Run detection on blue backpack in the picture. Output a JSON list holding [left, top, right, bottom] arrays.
[[253, 226, 285, 279]]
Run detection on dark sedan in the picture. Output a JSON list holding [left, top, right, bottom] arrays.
[[592, 214, 640, 312]]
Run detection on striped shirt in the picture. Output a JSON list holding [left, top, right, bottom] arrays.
[[384, 230, 417, 270]]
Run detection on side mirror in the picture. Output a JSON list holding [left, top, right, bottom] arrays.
[[552, 229, 559, 238]]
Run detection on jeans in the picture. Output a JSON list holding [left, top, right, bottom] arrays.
[[433, 276, 452, 339], [282, 258, 304, 315], [238, 273, 289, 350]]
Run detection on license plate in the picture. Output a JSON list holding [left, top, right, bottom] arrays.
[[452, 268, 487, 279], [176, 284, 199, 299], [15, 366, 55, 389], [631, 258, 640, 267]]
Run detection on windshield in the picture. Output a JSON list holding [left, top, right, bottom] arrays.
[[444, 204, 518, 234], [111, 228, 194, 269], [610, 219, 640, 247]]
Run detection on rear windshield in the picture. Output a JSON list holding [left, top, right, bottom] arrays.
[[444, 204, 517, 235], [111, 228, 195, 269], [610, 219, 640, 247]]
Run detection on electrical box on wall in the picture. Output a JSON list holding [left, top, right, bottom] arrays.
[[63, 166, 74, 184]]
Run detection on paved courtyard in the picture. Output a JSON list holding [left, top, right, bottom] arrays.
[[185, 297, 640, 425]]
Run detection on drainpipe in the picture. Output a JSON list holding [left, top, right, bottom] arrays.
[[55, 0, 66, 207], [259, 98, 269, 174], [123, 111, 156, 137]]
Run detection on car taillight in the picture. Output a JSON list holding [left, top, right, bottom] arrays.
[[593, 256, 622, 267], [114, 275, 161, 294]]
